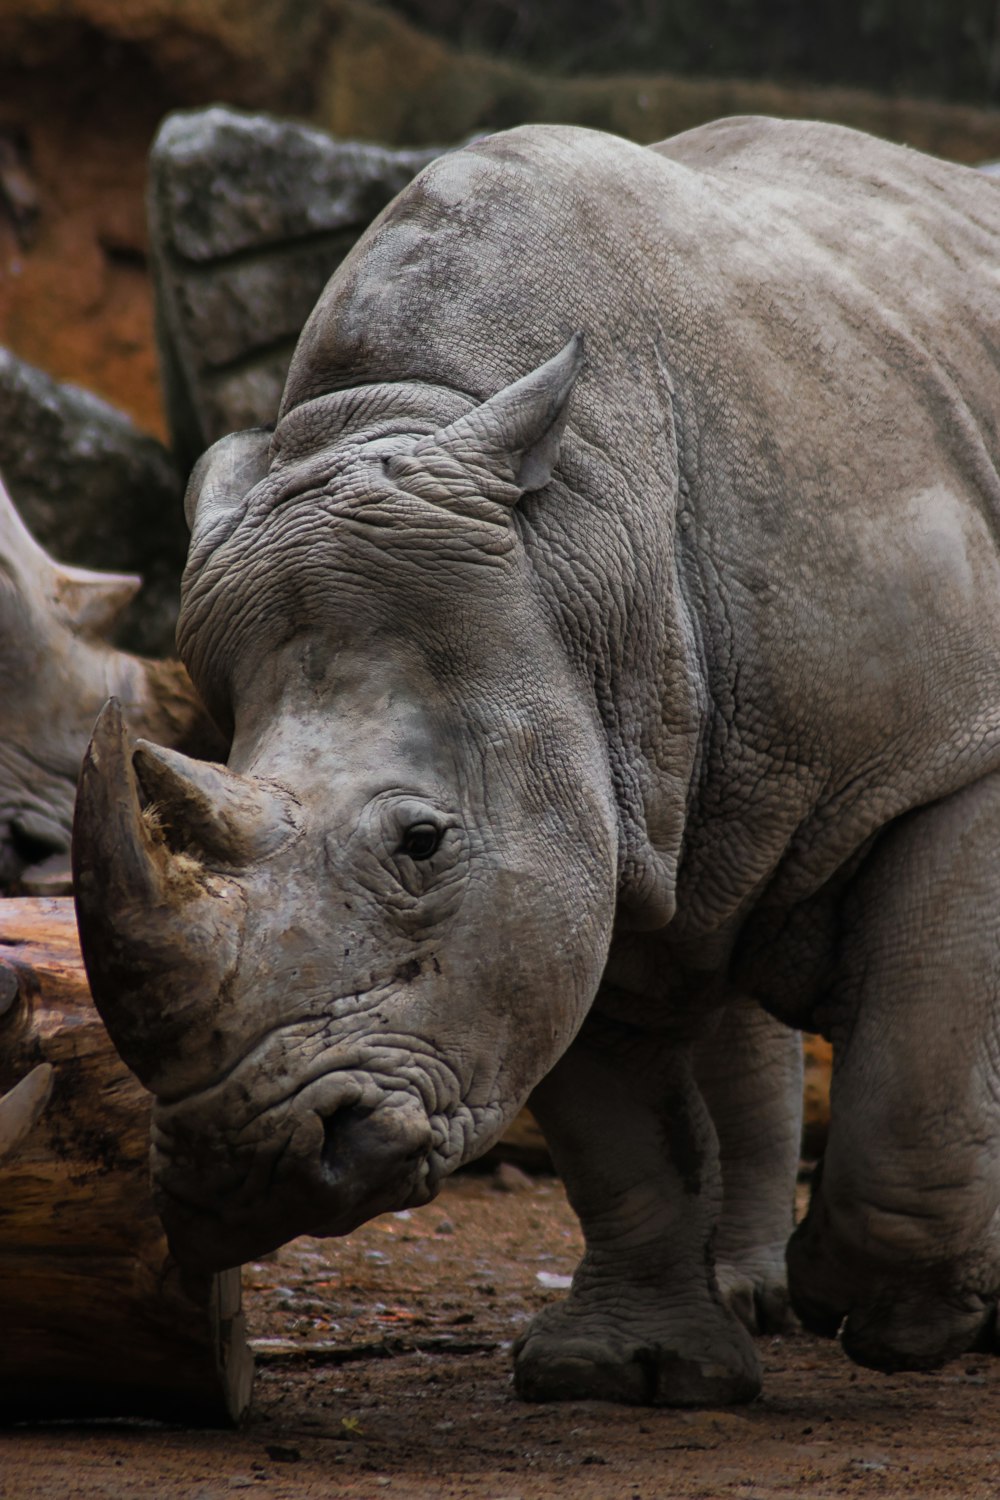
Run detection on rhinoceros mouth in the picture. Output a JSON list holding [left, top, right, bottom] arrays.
[[153, 1131, 438, 1270], [155, 1146, 438, 1270], [148, 1063, 476, 1270]]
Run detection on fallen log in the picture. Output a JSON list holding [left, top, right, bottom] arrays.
[[0, 896, 252, 1424]]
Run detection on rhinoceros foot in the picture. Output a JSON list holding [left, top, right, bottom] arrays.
[[840, 1285, 997, 1373], [716, 1246, 794, 1336], [512, 1292, 761, 1406], [787, 1177, 999, 1371]]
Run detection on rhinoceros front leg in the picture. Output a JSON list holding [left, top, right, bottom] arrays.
[[513, 1008, 761, 1406], [694, 997, 801, 1333], [787, 774, 1000, 1371]]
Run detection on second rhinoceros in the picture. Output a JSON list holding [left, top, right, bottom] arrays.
[[0, 469, 220, 892], [75, 116, 1000, 1404]]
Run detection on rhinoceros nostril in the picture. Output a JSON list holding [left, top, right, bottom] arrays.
[[319, 1102, 374, 1177], [318, 1099, 431, 1193]]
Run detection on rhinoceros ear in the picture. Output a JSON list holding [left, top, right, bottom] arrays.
[[184, 427, 273, 532], [414, 333, 585, 498]]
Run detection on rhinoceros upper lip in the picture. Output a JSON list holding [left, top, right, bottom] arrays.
[[150, 985, 391, 1111], [161, 1013, 467, 1146]]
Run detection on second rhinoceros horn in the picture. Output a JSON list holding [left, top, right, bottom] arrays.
[[72, 699, 297, 1097], [131, 739, 301, 867]]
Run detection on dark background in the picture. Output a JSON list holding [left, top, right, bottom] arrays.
[[395, 0, 1000, 101]]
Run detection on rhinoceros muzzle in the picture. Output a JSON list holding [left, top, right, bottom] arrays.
[[152, 1084, 437, 1270]]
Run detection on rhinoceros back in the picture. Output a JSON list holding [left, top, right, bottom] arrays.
[[282, 119, 1000, 920]]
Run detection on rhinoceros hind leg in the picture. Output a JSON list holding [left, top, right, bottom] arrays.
[[782, 1159, 848, 1339], [788, 1176, 997, 1370], [788, 777, 1000, 1371], [695, 998, 802, 1335], [715, 1255, 792, 1337]]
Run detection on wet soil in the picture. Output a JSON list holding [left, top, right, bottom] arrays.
[[3, 1171, 999, 1499]]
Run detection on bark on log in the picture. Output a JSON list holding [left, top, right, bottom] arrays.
[[0, 896, 252, 1424]]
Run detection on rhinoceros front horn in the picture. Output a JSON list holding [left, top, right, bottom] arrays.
[[72, 700, 296, 1098]]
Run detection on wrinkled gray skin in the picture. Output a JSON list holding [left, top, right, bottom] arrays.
[[75, 116, 1000, 1405], [0, 469, 220, 892]]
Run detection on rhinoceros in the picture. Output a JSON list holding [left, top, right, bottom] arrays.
[[0, 470, 220, 892], [74, 115, 1000, 1405]]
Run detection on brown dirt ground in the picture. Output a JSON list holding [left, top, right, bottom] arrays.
[[2, 1170, 999, 1500]]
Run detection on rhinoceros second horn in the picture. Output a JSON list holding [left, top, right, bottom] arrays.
[[131, 739, 300, 867]]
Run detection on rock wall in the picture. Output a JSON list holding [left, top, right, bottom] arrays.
[[4, 0, 1000, 439], [319, 2, 1000, 154], [392, 0, 1000, 108], [0, 351, 184, 655], [148, 108, 440, 468]]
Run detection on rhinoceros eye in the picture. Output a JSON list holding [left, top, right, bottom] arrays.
[[399, 822, 441, 861]]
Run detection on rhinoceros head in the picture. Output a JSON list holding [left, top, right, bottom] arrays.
[[74, 338, 621, 1269], [0, 468, 141, 886]]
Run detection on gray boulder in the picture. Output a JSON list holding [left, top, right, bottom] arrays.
[[148, 106, 444, 470], [0, 350, 186, 657]]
